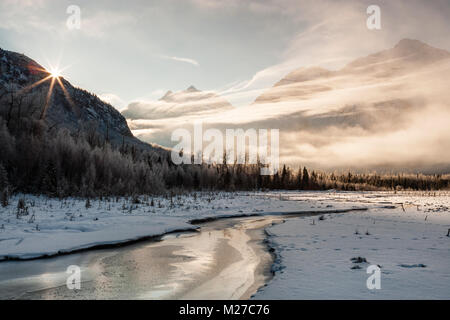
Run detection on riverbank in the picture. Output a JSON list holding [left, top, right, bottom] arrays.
[[0, 191, 371, 261], [0, 216, 282, 299], [255, 192, 450, 299], [0, 191, 449, 299]]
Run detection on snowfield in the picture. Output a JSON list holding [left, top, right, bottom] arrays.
[[0, 191, 366, 260], [254, 191, 450, 299], [0, 191, 449, 299]]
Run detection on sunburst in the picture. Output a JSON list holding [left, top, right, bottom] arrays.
[[21, 62, 74, 120], [49, 67, 62, 78]]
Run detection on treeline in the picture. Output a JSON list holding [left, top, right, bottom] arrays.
[[263, 166, 450, 191], [0, 109, 449, 199]]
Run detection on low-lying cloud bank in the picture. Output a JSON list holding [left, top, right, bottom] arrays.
[[122, 86, 234, 120]]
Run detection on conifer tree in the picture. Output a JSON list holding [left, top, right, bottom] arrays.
[[302, 167, 309, 189], [42, 160, 57, 196], [0, 162, 8, 191]]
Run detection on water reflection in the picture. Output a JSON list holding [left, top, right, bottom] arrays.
[[0, 216, 280, 300]]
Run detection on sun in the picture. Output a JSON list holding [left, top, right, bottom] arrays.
[[50, 68, 61, 78], [21, 60, 73, 119]]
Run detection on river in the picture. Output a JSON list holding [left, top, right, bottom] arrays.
[[0, 216, 284, 300]]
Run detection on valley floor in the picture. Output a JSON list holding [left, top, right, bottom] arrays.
[[0, 191, 449, 299], [255, 192, 450, 299], [0, 191, 367, 260]]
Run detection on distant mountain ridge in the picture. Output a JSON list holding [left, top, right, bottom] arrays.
[[254, 39, 450, 104], [242, 38, 450, 171], [122, 85, 233, 120]]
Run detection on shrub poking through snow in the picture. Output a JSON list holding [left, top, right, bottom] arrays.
[[28, 213, 35, 224], [132, 195, 140, 204], [350, 256, 368, 270], [399, 263, 426, 268], [17, 198, 25, 210], [351, 256, 368, 263], [16, 198, 28, 217], [85, 198, 91, 209]]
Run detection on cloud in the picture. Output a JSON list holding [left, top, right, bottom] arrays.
[[78, 10, 136, 38], [0, 0, 59, 34], [161, 55, 199, 66], [128, 43, 450, 171], [0, 1, 136, 39], [99, 93, 127, 110], [215, 0, 450, 106], [122, 88, 233, 120]]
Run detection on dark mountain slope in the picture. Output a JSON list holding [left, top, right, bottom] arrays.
[[0, 48, 160, 151]]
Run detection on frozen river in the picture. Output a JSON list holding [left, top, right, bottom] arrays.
[[0, 216, 282, 299]]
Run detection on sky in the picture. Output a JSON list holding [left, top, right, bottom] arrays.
[[1, 0, 450, 171], [1, 0, 449, 109], [0, 0, 304, 108]]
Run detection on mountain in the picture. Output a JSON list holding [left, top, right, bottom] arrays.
[[122, 85, 233, 120], [254, 39, 450, 104], [343, 38, 450, 73], [243, 39, 450, 171], [0, 48, 155, 150]]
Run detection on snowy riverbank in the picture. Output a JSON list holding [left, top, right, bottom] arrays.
[[0, 190, 449, 299], [0, 191, 369, 260], [254, 192, 450, 299]]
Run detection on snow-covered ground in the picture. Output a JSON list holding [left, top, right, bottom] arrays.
[[0, 191, 365, 260], [255, 191, 450, 299], [0, 190, 449, 300]]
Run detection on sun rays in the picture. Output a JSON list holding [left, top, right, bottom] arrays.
[[20, 62, 75, 119]]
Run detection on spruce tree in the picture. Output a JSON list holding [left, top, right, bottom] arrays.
[[302, 167, 309, 189], [42, 160, 57, 195], [281, 164, 288, 188], [1, 189, 8, 207], [296, 168, 302, 189], [0, 163, 8, 191]]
